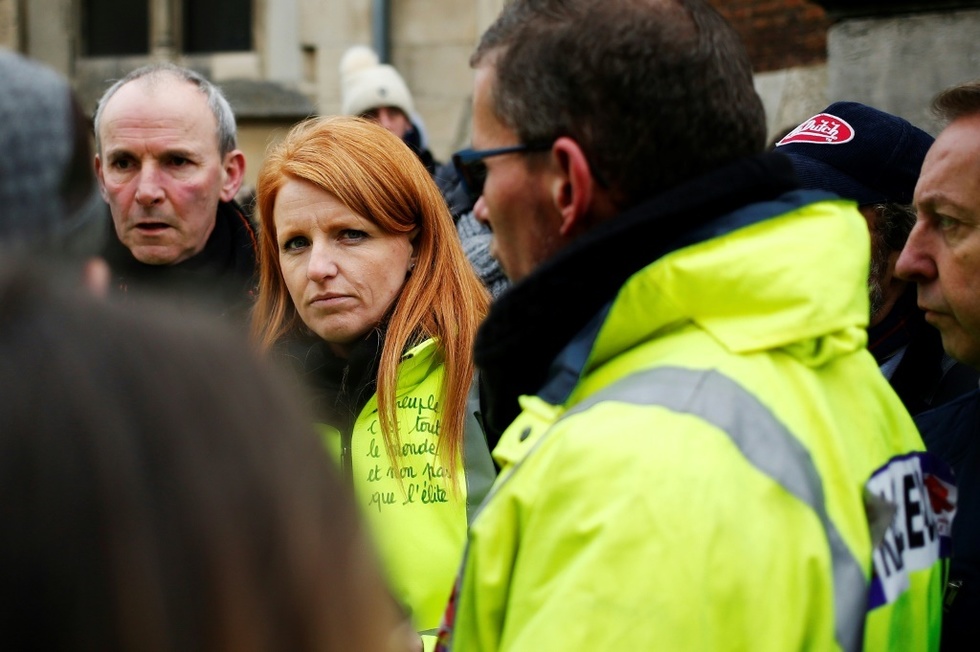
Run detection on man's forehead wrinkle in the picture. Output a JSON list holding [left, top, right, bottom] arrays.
[[918, 191, 979, 228], [102, 113, 215, 155], [102, 76, 219, 139], [107, 115, 202, 137]]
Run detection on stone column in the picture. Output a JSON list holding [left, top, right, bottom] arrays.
[[24, 0, 72, 74], [149, 0, 177, 59], [0, 0, 23, 50]]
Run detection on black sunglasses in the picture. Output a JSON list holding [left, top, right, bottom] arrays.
[[452, 142, 553, 203]]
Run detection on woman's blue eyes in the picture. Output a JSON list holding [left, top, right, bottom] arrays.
[[281, 230, 368, 251], [282, 236, 309, 251]]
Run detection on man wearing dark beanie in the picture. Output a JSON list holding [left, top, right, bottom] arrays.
[[776, 101, 977, 415]]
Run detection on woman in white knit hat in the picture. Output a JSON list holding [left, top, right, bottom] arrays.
[[340, 46, 416, 136]]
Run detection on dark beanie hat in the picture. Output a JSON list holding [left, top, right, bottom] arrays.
[[774, 101, 934, 206], [0, 49, 105, 257]]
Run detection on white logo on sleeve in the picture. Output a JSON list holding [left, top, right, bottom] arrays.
[[865, 452, 956, 609]]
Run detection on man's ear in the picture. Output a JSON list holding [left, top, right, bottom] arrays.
[[219, 150, 247, 202], [550, 137, 597, 237]]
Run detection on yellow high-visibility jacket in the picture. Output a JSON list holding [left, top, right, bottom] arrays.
[[439, 182, 948, 651], [319, 338, 496, 650]]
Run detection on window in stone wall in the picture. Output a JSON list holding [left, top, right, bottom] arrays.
[[82, 0, 252, 56], [183, 0, 252, 53], [84, 0, 149, 56]]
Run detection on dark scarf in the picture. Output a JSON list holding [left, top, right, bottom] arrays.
[[403, 123, 438, 174], [868, 283, 922, 367], [403, 121, 470, 220], [277, 328, 384, 437], [474, 153, 800, 446], [102, 200, 257, 319]]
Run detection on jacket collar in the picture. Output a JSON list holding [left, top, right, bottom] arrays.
[[284, 330, 440, 430], [284, 327, 384, 431], [474, 152, 801, 441]]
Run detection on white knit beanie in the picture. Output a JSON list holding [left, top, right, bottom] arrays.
[[339, 45, 415, 118]]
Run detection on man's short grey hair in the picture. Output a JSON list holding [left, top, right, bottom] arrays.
[[932, 79, 980, 126], [93, 63, 238, 157]]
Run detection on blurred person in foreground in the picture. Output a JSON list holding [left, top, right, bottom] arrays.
[[0, 259, 411, 652], [897, 79, 980, 651], [0, 49, 107, 292], [93, 63, 257, 320], [251, 116, 495, 651], [436, 1, 951, 650], [775, 101, 978, 415]]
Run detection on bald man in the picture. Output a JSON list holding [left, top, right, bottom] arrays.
[[94, 63, 256, 320]]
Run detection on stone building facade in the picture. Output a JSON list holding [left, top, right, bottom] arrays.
[[711, 0, 831, 144], [822, 2, 980, 135], [0, 0, 506, 190], [3, 1, 980, 189]]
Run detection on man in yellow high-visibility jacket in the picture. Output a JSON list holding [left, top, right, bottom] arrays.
[[436, 1, 952, 650]]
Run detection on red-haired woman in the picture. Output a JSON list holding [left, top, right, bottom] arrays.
[[252, 116, 495, 650]]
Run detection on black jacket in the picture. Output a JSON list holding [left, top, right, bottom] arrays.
[[916, 390, 980, 651], [403, 123, 470, 221]]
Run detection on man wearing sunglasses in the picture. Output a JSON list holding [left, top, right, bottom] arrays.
[[436, 1, 947, 651]]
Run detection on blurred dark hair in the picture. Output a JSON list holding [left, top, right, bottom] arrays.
[[472, 0, 766, 209], [0, 50, 105, 258], [875, 202, 916, 253], [0, 259, 398, 652], [867, 202, 916, 321]]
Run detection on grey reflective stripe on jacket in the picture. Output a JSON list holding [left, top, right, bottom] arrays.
[[562, 366, 866, 652], [463, 374, 497, 524]]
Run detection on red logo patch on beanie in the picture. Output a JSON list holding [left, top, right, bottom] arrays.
[[776, 113, 855, 146]]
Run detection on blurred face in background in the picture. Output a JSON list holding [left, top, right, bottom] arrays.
[[860, 203, 911, 327], [361, 106, 412, 140]]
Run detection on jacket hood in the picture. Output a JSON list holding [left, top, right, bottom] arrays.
[[475, 153, 869, 442], [592, 195, 870, 372]]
